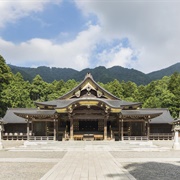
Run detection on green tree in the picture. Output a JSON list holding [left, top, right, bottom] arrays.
[[143, 96, 161, 108], [121, 81, 138, 101], [168, 72, 180, 117], [135, 85, 146, 103], [0, 55, 13, 116], [47, 80, 65, 100], [59, 79, 78, 97], [1, 72, 33, 108], [30, 75, 51, 101], [103, 79, 124, 99]]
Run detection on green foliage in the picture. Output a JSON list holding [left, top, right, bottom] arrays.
[[103, 79, 124, 99], [1, 73, 33, 108], [1, 57, 180, 118], [0, 55, 13, 116], [167, 72, 180, 117], [0, 55, 12, 91]]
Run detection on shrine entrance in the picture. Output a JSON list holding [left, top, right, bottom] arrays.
[[79, 120, 98, 131]]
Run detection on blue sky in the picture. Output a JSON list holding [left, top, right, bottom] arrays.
[[1, 1, 89, 42], [0, 0, 180, 73]]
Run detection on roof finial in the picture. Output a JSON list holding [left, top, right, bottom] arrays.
[[85, 73, 93, 79]]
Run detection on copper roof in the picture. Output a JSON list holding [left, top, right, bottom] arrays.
[[36, 98, 141, 109], [3, 108, 173, 124]]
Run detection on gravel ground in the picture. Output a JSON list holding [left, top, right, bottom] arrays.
[[0, 162, 55, 180], [152, 140, 174, 148], [0, 150, 66, 159], [0, 141, 67, 180], [122, 161, 180, 180], [112, 141, 180, 180], [2, 140, 24, 148], [110, 150, 180, 158]]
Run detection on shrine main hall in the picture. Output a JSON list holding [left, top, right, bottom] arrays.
[[3, 73, 173, 141]]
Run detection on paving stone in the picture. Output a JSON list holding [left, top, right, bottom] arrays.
[[1, 140, 180, 180]]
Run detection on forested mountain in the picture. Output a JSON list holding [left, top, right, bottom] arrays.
[[0, 55, 179, 118], [9, 63, 180, 85], [9, 65, 78, 82], [71, 66, 150, 85], [148, 62, 180, 80]]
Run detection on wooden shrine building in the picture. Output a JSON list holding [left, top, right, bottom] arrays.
[[3, 73, 173, 141]]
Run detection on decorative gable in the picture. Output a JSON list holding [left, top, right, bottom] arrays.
[[59, 73, 119, 100]]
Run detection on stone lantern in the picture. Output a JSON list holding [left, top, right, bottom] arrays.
[[172, 119, 180, 150], [0, 118, 5, 149]]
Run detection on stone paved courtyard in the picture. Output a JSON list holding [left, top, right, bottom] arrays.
[[0, 140, 180, 180]]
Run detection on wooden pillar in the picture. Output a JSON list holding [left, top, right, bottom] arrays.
[[0, 123, 3, 149], [27, 119, 30, 141], [70, 117, 74, 140], [0, 124, 2, 141], [143, 121, 146, 136], [0, 128, 1, 141], [110, 125, 113, 139], [119, 119, 121, 140], [130, 121, 132, 136], [56, 119, 59, 141], [45, 121, 47, 136], [147, 121, 150, 140], [31, 121, 34, 136], [121, 119, 124, 141], [104, 118, 107, 140], [54, 119, 57, 141]]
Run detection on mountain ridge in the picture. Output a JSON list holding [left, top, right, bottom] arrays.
[[8, 62, 180, 85], [147, 62, 180, 80]]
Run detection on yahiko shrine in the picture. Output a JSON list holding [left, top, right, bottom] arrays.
[[3, 73, 173, 141]]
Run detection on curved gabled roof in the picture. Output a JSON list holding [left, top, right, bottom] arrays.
[[58, 73, 120, 100], [144, 108, 173, 124], [35, 73, 142, 109], [3, 108, 32, 123], [121, 108, 173, 124], [36, 98, 141, 109], [3, 108, 57, 123]]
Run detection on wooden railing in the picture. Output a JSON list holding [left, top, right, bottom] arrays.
[[3, 133, 55, 141], [123, 136, 148, 141], [149, 133, 173, 140], [73, 134, 104, 141], [29, 136, 54, 141], [3, 133, 27, 140]]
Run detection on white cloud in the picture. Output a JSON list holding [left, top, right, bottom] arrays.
[[75, 0, 180, 73], [1, 0, 179, 73], [97, 44, 134, 68], [0, 24, 101, 70], [0, 0, 62, 28]]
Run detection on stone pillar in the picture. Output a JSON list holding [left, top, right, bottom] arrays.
[[121, 119, 124, 141], [104, 118, 107, 140], [70, 117, 74, 140], [54, 119, 57, 141], [173, 131, 180, 150]]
